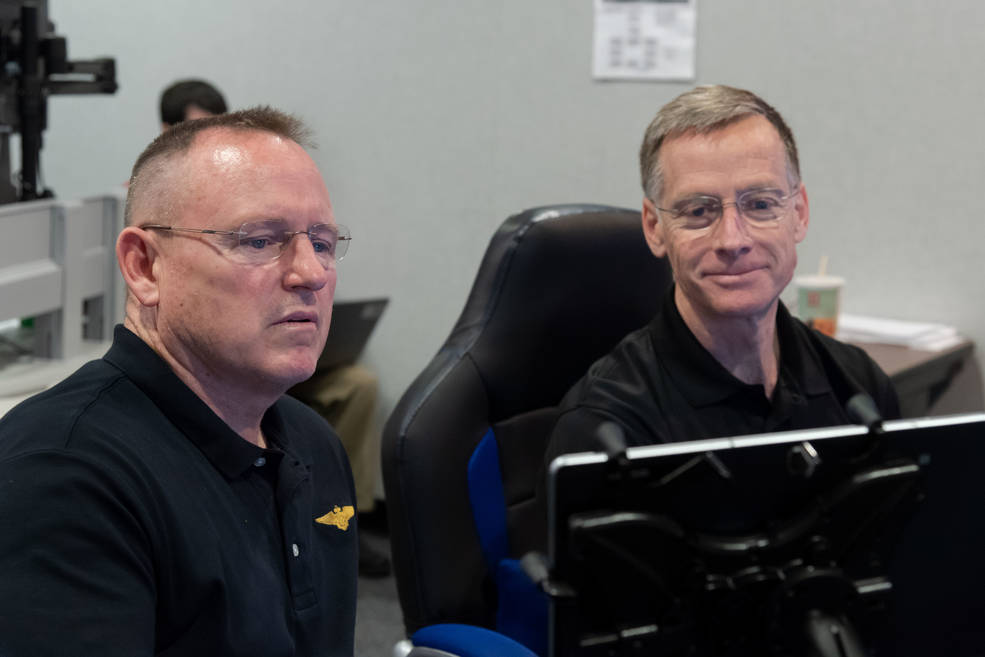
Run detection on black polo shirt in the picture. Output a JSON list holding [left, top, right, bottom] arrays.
[[0, 326, 357, 657], [546, 289, 900, 461]]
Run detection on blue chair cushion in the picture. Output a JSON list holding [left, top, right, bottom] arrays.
[[467, 428, 509, 572], [496, 558, 548, 657], [467, 428, 548, 656], [411, 623, 539, 657]]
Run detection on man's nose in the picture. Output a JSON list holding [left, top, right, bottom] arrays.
[[711, 203, 753, 254], [283, 233, 330, 289]]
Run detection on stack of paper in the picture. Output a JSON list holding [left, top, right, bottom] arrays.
[[836, 314, 963, 352]]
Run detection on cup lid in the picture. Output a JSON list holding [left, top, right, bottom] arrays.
[[795, 274, 845, 288]]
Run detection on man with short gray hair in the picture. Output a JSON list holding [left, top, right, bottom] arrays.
[[0, 107, 357, 656], [545, 85, 898, 460]]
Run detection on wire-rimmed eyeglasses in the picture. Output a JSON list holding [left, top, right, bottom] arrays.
[[140, 220, 350, 267], [655, 187, 800, 231]]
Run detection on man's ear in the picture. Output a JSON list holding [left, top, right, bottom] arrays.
[[792, 183, 810, 243], [642, 197, 668, 258], [116, 226, 161, 307]]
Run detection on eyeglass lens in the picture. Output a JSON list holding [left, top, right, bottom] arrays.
[[670, 189, 793, 230], [230, 220, 349, 266]]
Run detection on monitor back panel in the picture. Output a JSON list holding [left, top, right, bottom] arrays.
[[548, 414, 985, 656]]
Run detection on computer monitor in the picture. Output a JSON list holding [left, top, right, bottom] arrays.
[[546, 413, 985, 656]]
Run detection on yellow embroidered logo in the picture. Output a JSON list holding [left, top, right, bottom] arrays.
[[315, 505, 355, 531]]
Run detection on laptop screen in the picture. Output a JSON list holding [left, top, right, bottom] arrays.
[[316, 298, 388, 371]]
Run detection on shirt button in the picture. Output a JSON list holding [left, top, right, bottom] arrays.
[[254, 457, 266, 467], [292, 543, 300, 557]]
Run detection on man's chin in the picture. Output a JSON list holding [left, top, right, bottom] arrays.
[[710, 299, 778, 320], [697, 288, 779, 321], [265, 355, 319, 391], [284, 364, 319, 388]]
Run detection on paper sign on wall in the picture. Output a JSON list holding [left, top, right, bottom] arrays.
[[592, 0, 696, 81]]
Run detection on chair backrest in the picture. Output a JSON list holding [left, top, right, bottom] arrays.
[[381, 204, 673, 635]]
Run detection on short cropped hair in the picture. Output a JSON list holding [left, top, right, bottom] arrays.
[[159, 79, 228, 126], [639, 85, 801, 203], [125, 106, 313, 226]]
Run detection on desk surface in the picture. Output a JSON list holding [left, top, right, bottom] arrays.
[[853, 337, 979, 417], [852, 338, 974, 379]]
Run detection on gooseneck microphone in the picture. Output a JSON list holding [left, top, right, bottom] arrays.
[[846, 392, 884, 433]]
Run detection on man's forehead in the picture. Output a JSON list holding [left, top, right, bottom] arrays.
[[665, 116, 783, 154], [173, 129, 325, 198], [660, 117, 790, 190], [187, 127, 300, 167], [129, 127, 322, 227], [174, 128, 330, 219]]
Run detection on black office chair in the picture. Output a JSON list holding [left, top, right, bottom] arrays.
[[381, 204, 673, 656]]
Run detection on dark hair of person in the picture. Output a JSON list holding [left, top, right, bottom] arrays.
[[159, 79, 228, 126]]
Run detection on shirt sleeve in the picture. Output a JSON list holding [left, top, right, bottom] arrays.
[[871, 362, 902, 421], [811, 329, 903, 423], [544, 405, 610, 464], [0, 451, 156, 657], [538, 404, 637, 504], [839, 341, 902, 421]]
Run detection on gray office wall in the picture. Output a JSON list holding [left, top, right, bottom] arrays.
[[45, 1, 985, 421]]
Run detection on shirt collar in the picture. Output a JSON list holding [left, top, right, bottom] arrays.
[[649, 289, 833, 407], [103, 325, 301, 479]]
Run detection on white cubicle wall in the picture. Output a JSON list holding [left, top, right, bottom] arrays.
[[0, 193, 124, 400], [0, 200, 65, 357]]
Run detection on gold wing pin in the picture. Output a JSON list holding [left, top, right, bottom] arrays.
[[316, 505, 355, 531]]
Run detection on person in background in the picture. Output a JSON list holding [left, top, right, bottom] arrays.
[[159, 78, 228, 129], [159, 77, 391, 577], [0, 107, 356, 655], [545, 85, 899, 461]]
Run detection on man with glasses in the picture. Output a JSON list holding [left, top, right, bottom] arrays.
[[154, 80, 391, 577], [0, 107, 357, 656], [544, 85, 899, 461]]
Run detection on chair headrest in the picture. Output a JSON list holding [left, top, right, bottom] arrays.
[[441, 204, 672, 419]]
